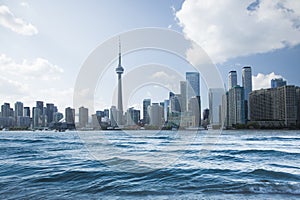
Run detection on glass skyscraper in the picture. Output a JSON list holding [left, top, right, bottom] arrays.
[[228, 71, 237, 90], [186, 72, 200, 100], [242, 66, 252, 102], [143, 99, 151, 124]]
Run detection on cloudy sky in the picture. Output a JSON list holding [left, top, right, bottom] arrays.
[[0, 0, 300, 113]]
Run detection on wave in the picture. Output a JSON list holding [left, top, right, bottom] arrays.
[[212, 149, 300, 157], [247, 169, 300, 181], [244, 136, 300, 141], [225, 182, 300, 195]]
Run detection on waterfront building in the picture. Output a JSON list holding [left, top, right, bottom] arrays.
[[180, 81, 187, 112], [65, 107, 75, 124], [271, 78, 287, 88], [250, 85, 300, 128], [0, 116, 15, 128], [228, 86, 245, 127], [16, 116, 30, 128], [32, 101, 45, 128], [163, 100, 169, 122], [242, 66, 252, 120], [53, 112, 63, 123], [143, 99, 151, 124], [186, 72, 200, 100], [148, 103, 163, 127], [79, 106, 88, 128], [228, 71, 237, 90], [242, 66, 252, 101], [0, 102, 15, 128], [188, 97, 201, 127], [110, 106, 118, 127], [46, 103, 55, 125], [209, 88, 225, 129], [126, 107, 140, 126], [1, 103, 12, 118], [104, 109, 109, 118], [203, 108, 209, 121], [222, 92, 229, 128], [170, 93, 182, 113], [35, 101, 45, 127], [23, 107, 30, 117], [96, 110, 104, 117], [188, 96, 201, 127], [91, 114, 101, 129], [14, 102, 23, 118]]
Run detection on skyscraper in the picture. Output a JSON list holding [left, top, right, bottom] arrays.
[[116, 39, 124, 126], [242, 66, 252, 101], [180, 81, 187, 112], [186, 72, 200, 100], [126, 107, 140, 126], [242, 66, 252, 120], [14, 102, 23, 117], [228, 71, 237, 90], [148, 103, 163, 127], [170, 94, 182, 113], [209, 88, 225, 128], [65, 107, 75, 124], [163, 99, 169, 122], [110, 106, 118, 127], [143, 99, 151, 124], [228, 86, 245, 127], [23, 107, 30, 117], [33, 101, 45, 128], [188, 96, 201, 127], [271, 78, 287, 88], [46, 103, 55, 125], [104, 109, 109, 118], [79, 106, 88, 128], [1, 103, 11, 117]]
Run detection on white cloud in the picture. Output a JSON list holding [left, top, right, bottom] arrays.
[[0, 76, 28, 95], [0, 54, 69, 110], [252, 72, 284, 90], [20, 2, 29, 8], [0, 5, 38, 35], [0, 54, 63, 80], [176, 0, 300, 63]]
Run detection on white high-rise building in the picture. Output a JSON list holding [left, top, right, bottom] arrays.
[[209, 88, 225, 128], [79, 106, 88, 128], [110, 106, 118, 127], [228, 71, 237, 90], [148, 103, 163, 127]]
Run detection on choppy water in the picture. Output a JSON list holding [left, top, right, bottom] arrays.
[[0, 130, 300, 199]]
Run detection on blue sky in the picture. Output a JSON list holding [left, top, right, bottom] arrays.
[[0, 0, 299, 113]]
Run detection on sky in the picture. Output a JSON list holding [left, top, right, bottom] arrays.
[[0, 0, 300, 115]]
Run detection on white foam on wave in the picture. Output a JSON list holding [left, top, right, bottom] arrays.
[[231, 182, 300, 195]]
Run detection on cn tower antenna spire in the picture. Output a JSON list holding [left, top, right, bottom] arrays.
[[118, 36, 121, 66]]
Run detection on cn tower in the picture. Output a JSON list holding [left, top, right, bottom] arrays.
[[115, 38, 124, 125]]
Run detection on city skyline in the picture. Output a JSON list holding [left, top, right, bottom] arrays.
[[1, 65, 298, 130], [0, 1, 300, 112]]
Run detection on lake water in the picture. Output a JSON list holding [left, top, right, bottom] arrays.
[[0, 130, 300, 199]]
